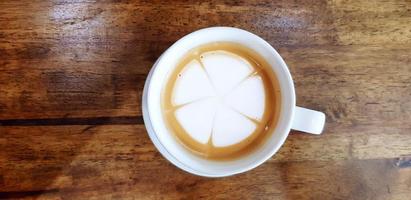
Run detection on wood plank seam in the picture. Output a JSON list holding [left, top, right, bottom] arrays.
[[0, 116, 144, 126]]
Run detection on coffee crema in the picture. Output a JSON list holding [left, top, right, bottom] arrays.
[[162, 42, 281, 160]]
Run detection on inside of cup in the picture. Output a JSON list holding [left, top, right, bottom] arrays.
[[146, 27, 295, 176]]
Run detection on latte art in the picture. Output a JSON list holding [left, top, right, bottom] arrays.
[[174, 50, 266, 147], [162, 42, 281, 159]]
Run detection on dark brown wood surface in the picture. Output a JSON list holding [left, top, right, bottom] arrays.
[[1, 0, 410, 199]]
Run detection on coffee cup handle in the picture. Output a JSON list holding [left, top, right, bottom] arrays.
[[291, 106, 325, 135]]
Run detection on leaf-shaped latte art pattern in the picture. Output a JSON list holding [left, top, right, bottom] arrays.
[[172, 50, 266, 147]]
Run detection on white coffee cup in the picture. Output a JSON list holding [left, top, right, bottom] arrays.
[[142, 27, 325, 177]]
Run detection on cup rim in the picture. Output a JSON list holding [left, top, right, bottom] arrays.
[[143, 27, 296, 177]]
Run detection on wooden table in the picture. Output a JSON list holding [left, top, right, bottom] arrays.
[[1, 1, 410, 199]]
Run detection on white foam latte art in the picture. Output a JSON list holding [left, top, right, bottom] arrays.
[[172, 50, 266, 147]]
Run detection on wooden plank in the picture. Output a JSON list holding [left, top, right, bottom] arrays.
[[279, 45, 411, 129], [0, 0, 334, 119], [0, 41, 152, 119], [1, 125, 410, 199], [331, 0, 411, 45], [2, 159, 410, 200], [1, 1, 409, 45], [1, 1, 410, 120], [1, 44, 410, 120], [0, 1, 335, 46]]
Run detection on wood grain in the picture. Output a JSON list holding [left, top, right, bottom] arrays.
[[0, 0, 411, 199], [1, 125, 411, 200], [1, 0, 409, 119]]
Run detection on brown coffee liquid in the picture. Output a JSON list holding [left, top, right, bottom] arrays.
[[162, 42, 281, 160]]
